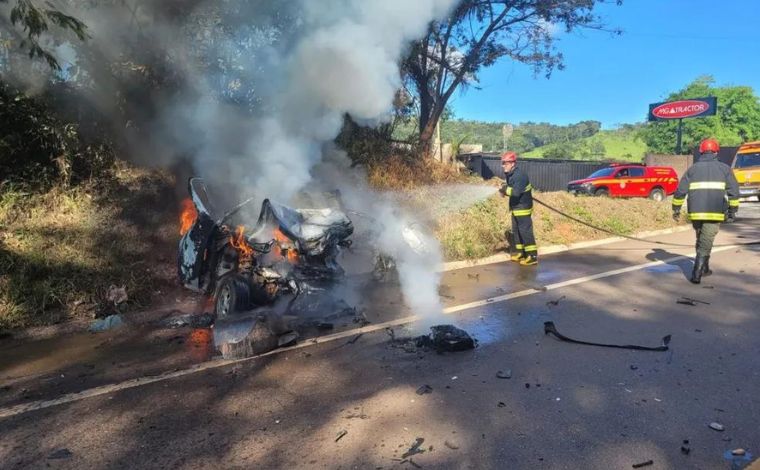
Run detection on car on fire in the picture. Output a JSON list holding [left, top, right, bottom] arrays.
[[732, 141, 760, 201], [178, 178, 354, 317], [566, 163, 678, 201]]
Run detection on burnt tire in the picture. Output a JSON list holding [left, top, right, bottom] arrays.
[[595, 187, 609, 197], [214, 275, 251, 318], [649, 187, 665, 202]]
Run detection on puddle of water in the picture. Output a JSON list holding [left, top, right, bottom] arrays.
[[452, 313, 510, 347], [645, 264, 681, 273], [723, 450, 753, 469]]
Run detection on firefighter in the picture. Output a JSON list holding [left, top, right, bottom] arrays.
[[499, 151, 537, 266], [672, 138, 740, 284]]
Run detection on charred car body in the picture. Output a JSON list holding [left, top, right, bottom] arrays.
[[178, 178, 353, 317]]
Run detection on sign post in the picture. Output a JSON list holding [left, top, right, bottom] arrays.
[[648, 97, 717, 154]]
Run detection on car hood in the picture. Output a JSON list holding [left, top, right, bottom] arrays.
[[568, 178, 596, 185]]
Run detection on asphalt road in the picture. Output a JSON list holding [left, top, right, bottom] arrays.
[[1, 211, 759, 469]]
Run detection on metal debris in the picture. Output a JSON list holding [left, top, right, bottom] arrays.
[[496, 370, 512, 379], [335, 430, 348, 442], [709, 422, 725, 432], [546, 295, 566, 307], [632, 460, 653, 468], [731, 449, 746, 456], [416, 385, 433, 395], [163, 312, 215, 329], [415, 325, 476, 352], [277, 331, 299, 348], [346, 333, 363, 345], [544, 321, 671, 352], [402, 438, 425, 459]]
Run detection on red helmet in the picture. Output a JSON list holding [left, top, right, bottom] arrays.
[[699, 138, 719, 154], [501, 151, 517, 163]]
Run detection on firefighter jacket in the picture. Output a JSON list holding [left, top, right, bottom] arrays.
[[502, 166, 534, 216], [672, 152, 740, 222]]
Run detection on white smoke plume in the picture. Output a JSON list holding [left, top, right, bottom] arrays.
[[1, 0, 460, 321]]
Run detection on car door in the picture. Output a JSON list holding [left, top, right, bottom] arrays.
[[627, 167, 646, 197], [178, 178, 219, 293], [612, 168, 629, 196]]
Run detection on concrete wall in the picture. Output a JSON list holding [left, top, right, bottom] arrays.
[[645, 154, 692, 179]]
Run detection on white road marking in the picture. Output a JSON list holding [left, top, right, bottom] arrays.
[[0, 244, 742, 420]]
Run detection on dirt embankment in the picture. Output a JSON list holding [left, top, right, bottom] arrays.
[[0, 165, 182, 331]]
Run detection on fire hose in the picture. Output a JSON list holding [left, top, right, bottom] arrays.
[[531, 195, 760, 248]]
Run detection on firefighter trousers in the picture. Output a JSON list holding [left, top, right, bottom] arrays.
[[692, 221, 720, 257], [510, 213, 537, 257]]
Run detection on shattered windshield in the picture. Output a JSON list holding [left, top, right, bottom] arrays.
[[735, 152, 760, 168]]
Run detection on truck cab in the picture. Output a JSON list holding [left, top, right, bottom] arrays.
[[732, 141, 760, 200]]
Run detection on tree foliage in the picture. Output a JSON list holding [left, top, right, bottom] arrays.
[[402, 0, 620, 156], [1, 0, 88, 70], [639, 76, 760, 154]]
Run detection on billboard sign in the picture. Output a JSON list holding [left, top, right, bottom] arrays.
[[648, 97, 717, 121]]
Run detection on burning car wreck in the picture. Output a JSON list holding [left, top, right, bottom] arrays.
[[178, 178, 354, 317]]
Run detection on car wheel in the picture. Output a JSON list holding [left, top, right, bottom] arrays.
[[214, 275, 251, 318], [649, 187, 665, 202], [595, 188, 609, 197]]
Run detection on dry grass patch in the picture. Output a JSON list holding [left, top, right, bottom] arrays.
[[0, 164, 180, 331], [367, 155, 471, 190], [436, 190, 681, 261]]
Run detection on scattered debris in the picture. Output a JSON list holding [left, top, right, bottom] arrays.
[[677, 296, 710, 306], [277, 331, 299, 348], [416, 385, 433, 395], [544, 321, 671, 352], [444, 440, 459, 450], [163, 312, 215, 329], [402, 438, 425, 459], [496, 370, 512, 379], [346, 333, 363, 345], [525, 383, 530, 389], [48, 449, 72, 460], [106, 284, 128, 305], [680, 446, 690, 455], [546, 295, 566, 307], [467, 273, 480, 282], [408, 458, 422, 469], [415, 325, 476, 352], [709, 422, 725, 432], [497, 402, 506, 408], [731, 449, 746, 456], [723, 449, 753, 465], [89, 314, 125, 332], [676, 299, 697, 306], [630, 365, 639, 370], [335, 430, 348, 442], [632, 460, 653, 468]]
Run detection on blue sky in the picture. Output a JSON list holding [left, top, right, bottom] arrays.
[[451, 0, 760, 129]]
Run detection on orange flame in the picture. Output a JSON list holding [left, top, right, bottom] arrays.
[[179, 198, 198, 236], [273, 227, 299, 263], [229, 225, 254, 258]]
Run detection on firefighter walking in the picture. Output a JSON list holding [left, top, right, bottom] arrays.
[[499, 151, 537, 266], [672, 138, 740, 284]]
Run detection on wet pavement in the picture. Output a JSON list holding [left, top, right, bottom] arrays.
[[1, 216, 759, 469]]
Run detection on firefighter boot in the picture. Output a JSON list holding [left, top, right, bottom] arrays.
[[702, 255, 712, 277], [510, 252, 525, 262], [519, 254, 538, 266], [690, 256, 706, 284]]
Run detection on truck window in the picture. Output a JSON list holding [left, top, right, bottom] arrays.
[[628, 168, 645, 177], [735, 152, 760, 168]]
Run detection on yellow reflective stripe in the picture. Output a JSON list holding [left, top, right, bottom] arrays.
[[672, 198, 685, 206], [689, 182, 726, 190], [525, 184, 533, 191], [514, 244, 524, 249], [688, 212, 725, 221], [506, 187, 513, 196], [729, 199, 740, 207], [513, 209, 533, 216], [524, 245, 538, 252]]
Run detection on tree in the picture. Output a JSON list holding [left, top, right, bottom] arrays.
[[639, 76, 760, 154], [1, 0, 88, 70], [402, 0, 620, 158]]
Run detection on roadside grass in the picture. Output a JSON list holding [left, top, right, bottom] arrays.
[[436, 190, 680, 261], [367, 155, 471, 190], [0, 164, 179, 331]]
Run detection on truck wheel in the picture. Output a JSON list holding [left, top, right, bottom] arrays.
[[595, 187, 609, 197], [214, 275, 251, 318], [649, 187, 665, 202]]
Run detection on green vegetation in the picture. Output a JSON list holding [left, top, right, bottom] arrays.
[[524, 126, 647, 161], [639, 76, 760, 154], [436, 191, 680, 261]]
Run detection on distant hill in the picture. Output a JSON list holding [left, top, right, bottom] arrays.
[[523, 126, 647, 161], [394, 117, 645, 161]]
